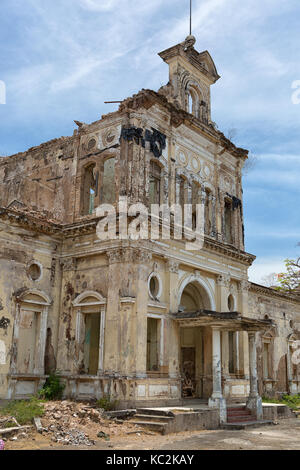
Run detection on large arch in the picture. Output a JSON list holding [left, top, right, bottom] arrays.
[[177, 274, 216, 312]]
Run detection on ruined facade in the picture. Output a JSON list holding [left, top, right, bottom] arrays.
[[0, 36, 299, 420]]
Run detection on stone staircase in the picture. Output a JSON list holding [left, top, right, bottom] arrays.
[[128, 408, 175, 435], [221, 406, 273, 430]]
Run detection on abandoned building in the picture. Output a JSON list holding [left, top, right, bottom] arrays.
[[0, 35, 299, 423]]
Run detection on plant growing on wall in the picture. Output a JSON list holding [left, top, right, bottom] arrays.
[[38, 373, 65, 401]]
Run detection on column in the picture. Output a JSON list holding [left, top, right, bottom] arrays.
[[209, 328, 227, 424], [217, 274, 231, 312], [211, 194, 217, 238], [35, 307, 49, 375], [221, 331, 229, 377], [287, 341, 293, 394], [246, 332, 263, 420], [167, 260, 180, 380]]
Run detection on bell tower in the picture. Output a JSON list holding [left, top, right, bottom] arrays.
[[158, 36, 220, 124]]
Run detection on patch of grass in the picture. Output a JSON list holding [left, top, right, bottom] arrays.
[[262, 394, 300, 411], [3, 420, 17, 429], [282, 394, 300, 410], [38, 373, 65, 401], [96, 395, 119, 411], [262, 396, 281, 404], [0, 398, 45, 426]]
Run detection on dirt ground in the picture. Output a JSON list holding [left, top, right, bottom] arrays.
[[2, 418, 300, 451]]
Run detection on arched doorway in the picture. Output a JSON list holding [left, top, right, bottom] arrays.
[[73, 291, 106, 376], [178, 278, 213, 399], [11, 289, 52, 376]]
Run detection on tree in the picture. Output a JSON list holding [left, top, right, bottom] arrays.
[[276, 258, 300, 292], [260, 272, 280, 288], [243, 151, 257, 175]]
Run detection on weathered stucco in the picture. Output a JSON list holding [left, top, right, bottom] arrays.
[[0, 36, 299, 408]]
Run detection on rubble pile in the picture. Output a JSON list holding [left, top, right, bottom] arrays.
[[40, 401, 140, 446], [41, 401, 104, 446], [47, 426, 95, 446]]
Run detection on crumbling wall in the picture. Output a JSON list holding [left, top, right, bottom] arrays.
[[0, 136, 76, 223], [0, 217, 61, 398], [249, 287, 300, 397]]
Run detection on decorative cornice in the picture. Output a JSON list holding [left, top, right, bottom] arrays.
[[204, 237, 256, 265], [250, 282, 300, 304], [107, 247, 152, 265]]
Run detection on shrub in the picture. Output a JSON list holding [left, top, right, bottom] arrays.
[[282, 394, 300, 410], [262, 394, 300, 410], [38, 373, 65, 401], [96, 395, 119, 411], [0, 398, 44, 426]]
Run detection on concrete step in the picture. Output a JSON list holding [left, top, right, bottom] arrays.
[[228, 413, 253, 419], [221, 420, 274, 430], [228, 407, 248, 411], [228, 409, 252, 415], [129, 420, 168, 435], [136, 408, 174, 417], [227, 416, 257, 423], [228, 412, 253, 418], [134, 414, 174, 423]]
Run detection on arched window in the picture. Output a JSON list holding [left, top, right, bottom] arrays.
[[149, 161, 162, 205], [191, 182, 200, 230], [81, 163, 96, 215], [261, 329, 276, 381], [224, 199, 233, 244], [186, 86, 199, 117], [288, 334, 299, 385], [100, 157, 116, 205], [204, 188, 212, 235], [178, 175, 187, 208]]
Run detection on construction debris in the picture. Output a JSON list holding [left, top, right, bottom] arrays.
[[33, 417, 43, 434], [39, 401, 143, 446], [0, 426, 32, 437]]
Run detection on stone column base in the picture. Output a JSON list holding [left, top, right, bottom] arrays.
[[209, 397, 227, 424], [246, 395, 263, 420]]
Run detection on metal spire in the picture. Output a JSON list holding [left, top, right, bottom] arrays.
[[190, 0, 192, 35]]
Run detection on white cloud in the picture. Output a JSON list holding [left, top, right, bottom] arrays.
[[248, 257, 287, 284], [78, 0, 120, 11]]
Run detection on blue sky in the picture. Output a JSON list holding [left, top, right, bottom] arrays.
[[0, 0, 299, 284]]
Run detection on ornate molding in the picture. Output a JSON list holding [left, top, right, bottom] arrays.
[[61, 257, 77, 272], [107, 247, 152, 265], [238, 280, 251, 293], [167, 259, 179, 274], [216, 273, 231, 288]]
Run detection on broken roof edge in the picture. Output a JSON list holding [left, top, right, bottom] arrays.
[[0, 206, 63, 232], [0, 134, 75, 164], [0, 86, 248, 164], [118, 88, 249, 159]]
